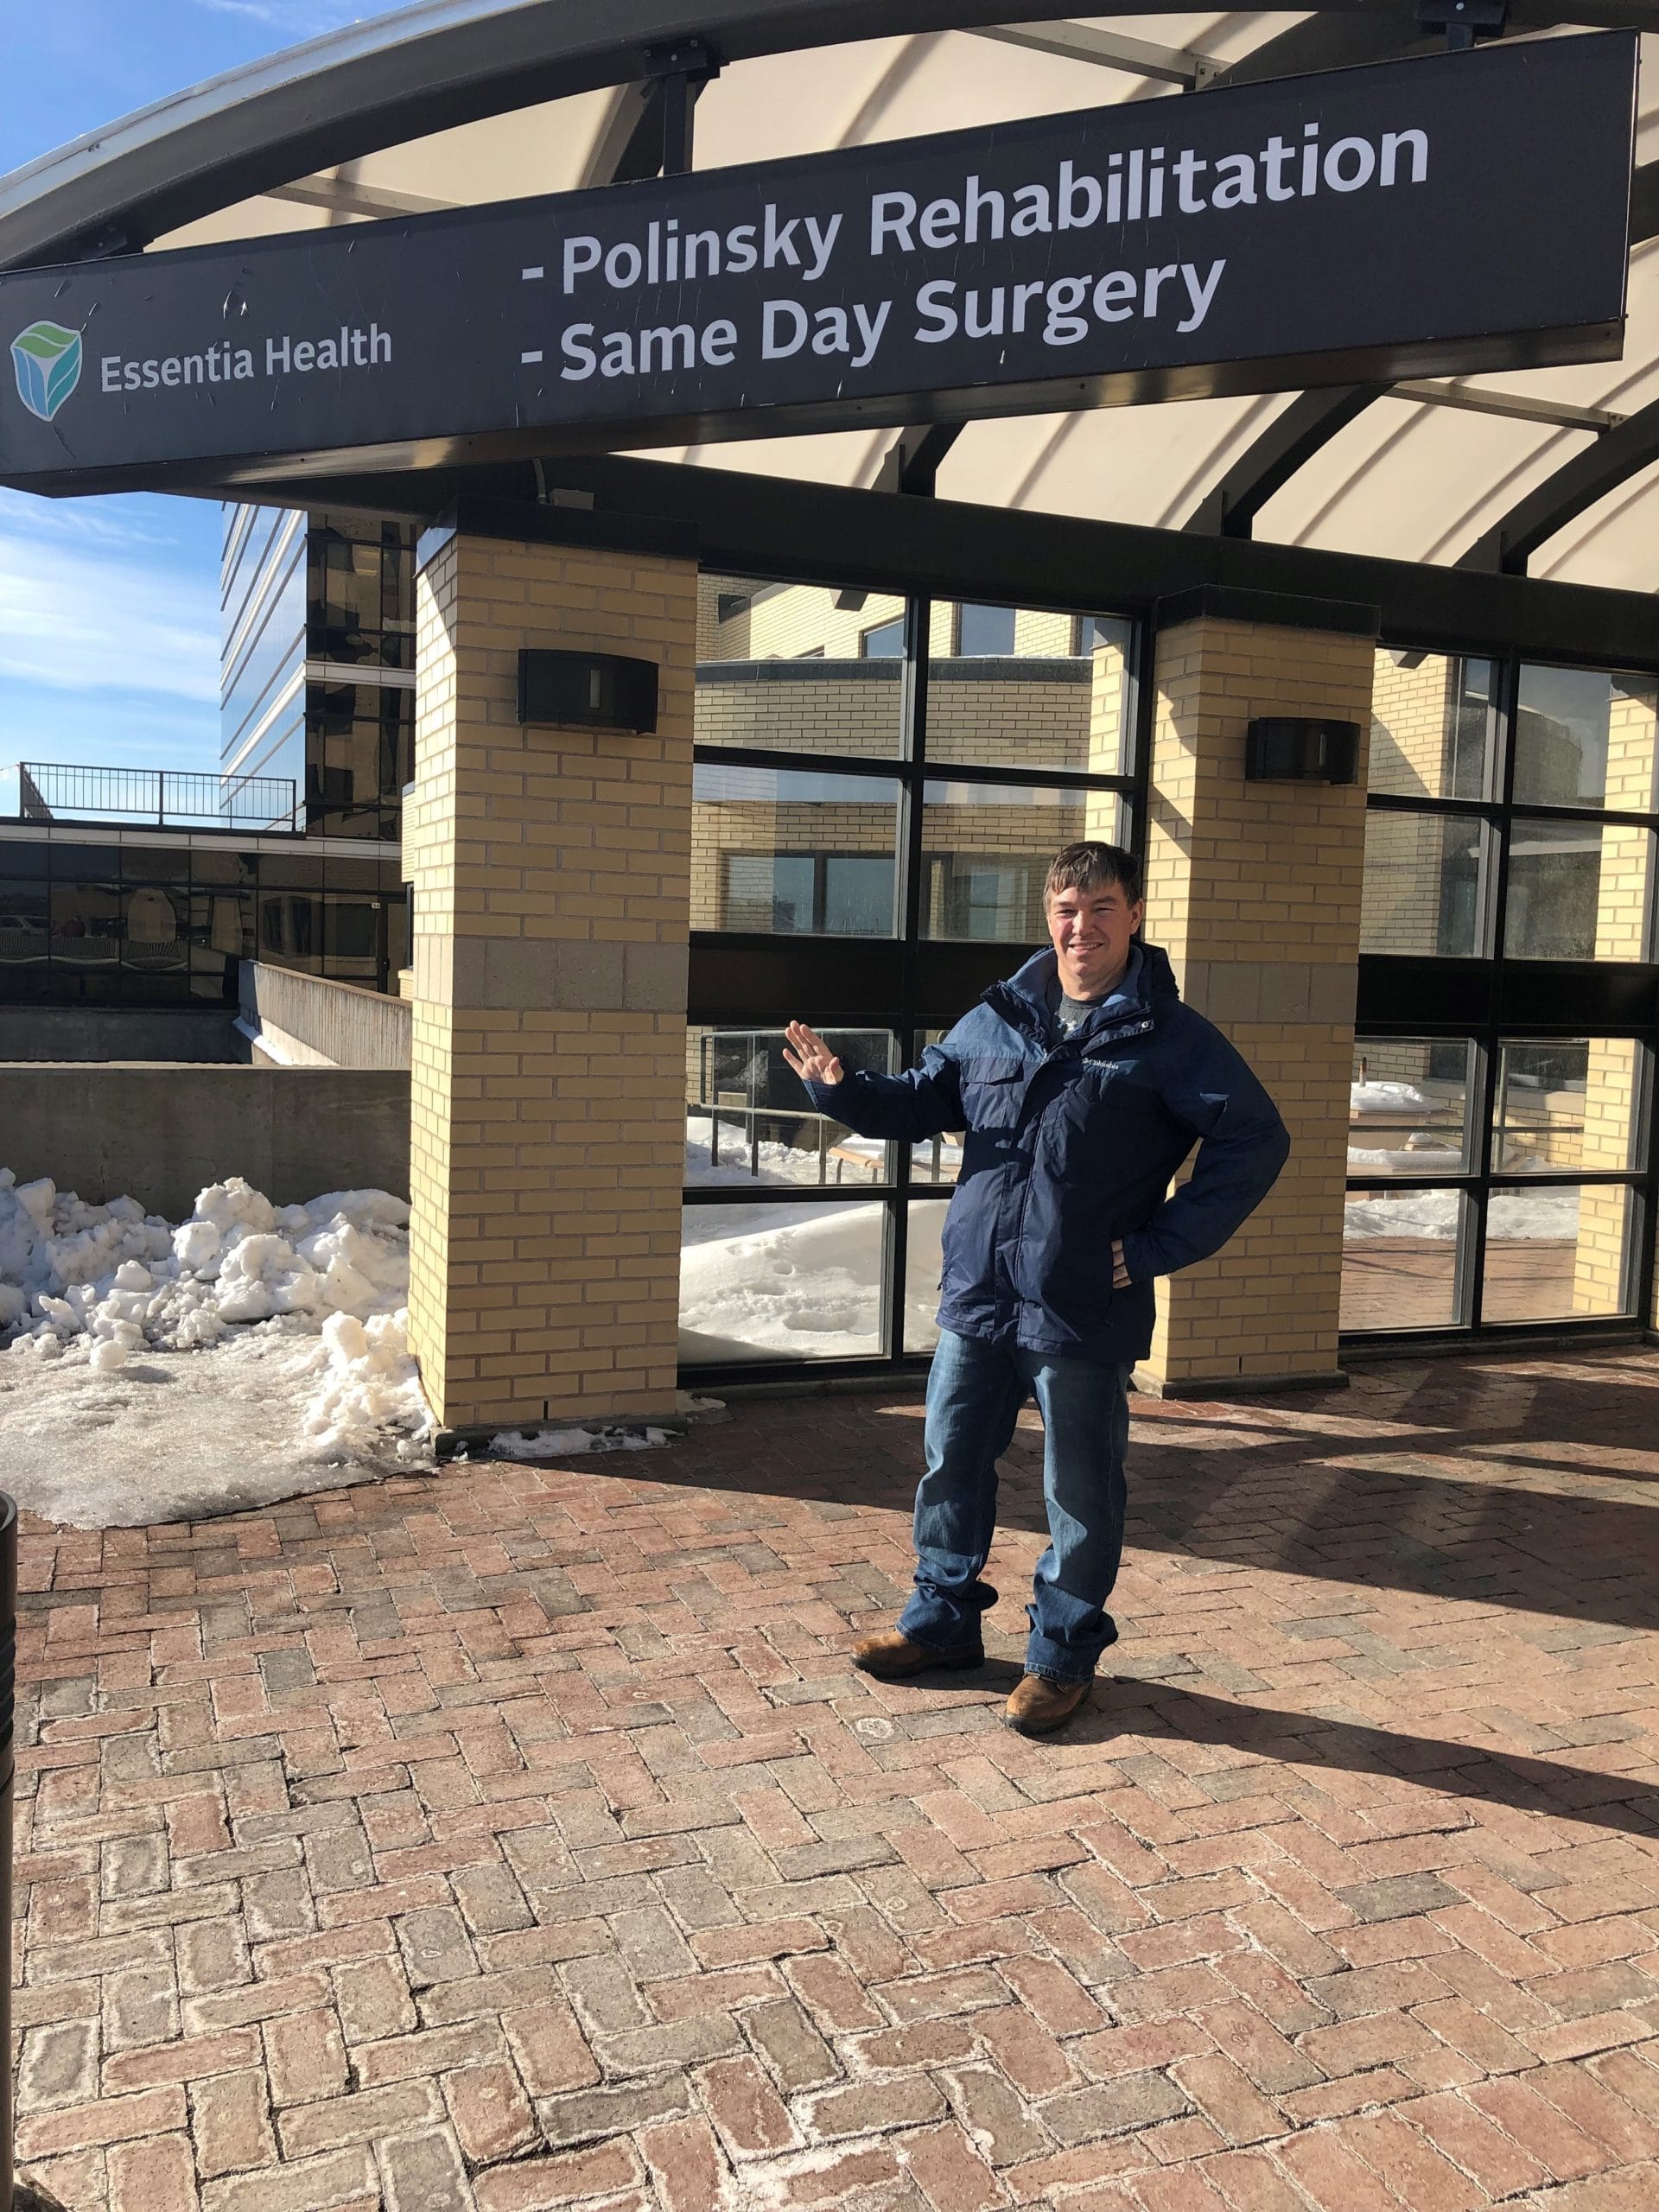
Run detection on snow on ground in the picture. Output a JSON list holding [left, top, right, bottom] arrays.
[[0, 1166, 693, 1528], [680, 1199, 945, 1363], [0, 1168, 435, 1526]]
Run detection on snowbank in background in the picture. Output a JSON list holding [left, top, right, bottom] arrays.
[[1, 1171, 433, 1486], [1351, 1079, 1431, 1114], [1344, 1185, 1580, 1242]]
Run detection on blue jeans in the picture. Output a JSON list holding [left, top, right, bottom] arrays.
[[897, 1330, 1130, 1685]]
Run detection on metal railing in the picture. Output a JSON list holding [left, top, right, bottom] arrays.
[[5, 763, 300, 832]]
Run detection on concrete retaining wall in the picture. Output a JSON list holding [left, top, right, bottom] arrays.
[[0, 1007, 239, 1062], [0, 1065, 410, 1219], [239, 962, 410, 1070]]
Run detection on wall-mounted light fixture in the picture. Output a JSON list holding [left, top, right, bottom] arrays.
[[1244, 716, 1362, 785], [518, 649, 659, 734]]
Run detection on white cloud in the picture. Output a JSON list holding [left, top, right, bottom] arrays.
[[0, 490, 220, 706], [190, 1, 377, 34]]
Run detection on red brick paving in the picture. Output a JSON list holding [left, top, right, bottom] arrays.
[[13, 1344, 1659, 2210]]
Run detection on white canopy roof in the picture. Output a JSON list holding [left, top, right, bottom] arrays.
[[6, 3, 1658, 592]]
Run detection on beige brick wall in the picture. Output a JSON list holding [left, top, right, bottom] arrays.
[[406, 531, 695, 1433], [1139, 613, 1373, 1392]]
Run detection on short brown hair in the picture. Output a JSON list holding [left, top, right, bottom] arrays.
[[1043, 841, 1142, 910]]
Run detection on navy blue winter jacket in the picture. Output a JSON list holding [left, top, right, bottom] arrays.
[[804, 943, 1289, 1364]]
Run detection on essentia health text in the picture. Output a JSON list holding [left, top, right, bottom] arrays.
[[99, 322, 391, 394]]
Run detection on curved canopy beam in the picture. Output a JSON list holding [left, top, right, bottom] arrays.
[[1456, 396, 1659, 574], [1181, 386, 1393, 537], [1215, 1, 1649, 86], [1182, 148, 1659, 538], [0, 0, 1304, 272]]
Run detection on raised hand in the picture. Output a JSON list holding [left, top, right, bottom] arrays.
[[783, 1020, 844, 1087]]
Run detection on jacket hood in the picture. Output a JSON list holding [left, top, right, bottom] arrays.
[[996, 939, 1182, 1030]]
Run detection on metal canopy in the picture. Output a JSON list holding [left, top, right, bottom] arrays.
[[3, 2, 1659, 594]]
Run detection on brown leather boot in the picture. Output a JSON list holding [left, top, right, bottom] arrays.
[[853, 1630, 983, 1680], [1004, 1673, 1091, 1736]]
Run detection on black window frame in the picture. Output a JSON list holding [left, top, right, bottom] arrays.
[[1351, 640, 1659, 1351], [686, 575, 1150, 1388]]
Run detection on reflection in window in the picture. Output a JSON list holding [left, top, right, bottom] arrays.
[[1349, 1039, 1472, 1176], [1514, 665, 1657, 812], [684, 1027, 893, 1189], [679, 1199, 887, 1363], [1341, 1184, 1468, 1332], [904, 1199, 950, 1353], [956, 602, 1018, 657], [861, 619, 905, 659], [307, 683, 413, 837], [308, 518, 416, 669], [1495, 1038, 1643, 1175], [693, 574, 906, 758], [0, 881, 48, 966], [1361, 810, 1491, 957], [923, 782, 1122, 944], [1484, 1185, 1636, 1323], [929, 607, 1133, 776], [1505, 821, 1654, 963], [694, 763, 899, 935], [1370, 650, 1497, 801]]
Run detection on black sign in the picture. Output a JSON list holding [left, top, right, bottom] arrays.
[[0, 32, 1636, 494]]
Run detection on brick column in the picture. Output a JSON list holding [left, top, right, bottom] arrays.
[[1137, 594, 1376, 1395], [405, 518, 696, 1439]]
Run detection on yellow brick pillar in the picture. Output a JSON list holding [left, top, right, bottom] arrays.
[[405, 514, 696, 1439], [1135, 594, 1376, 1396]]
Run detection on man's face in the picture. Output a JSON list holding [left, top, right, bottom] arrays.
[[1046, 877, 1144, 998]]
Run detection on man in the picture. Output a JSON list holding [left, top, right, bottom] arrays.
[[783, 841, 1288, 1737]]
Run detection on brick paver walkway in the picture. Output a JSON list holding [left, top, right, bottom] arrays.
[[14, 1347, 1659, 2212]]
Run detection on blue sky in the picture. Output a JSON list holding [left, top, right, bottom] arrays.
[[1, 3, 404, 779]]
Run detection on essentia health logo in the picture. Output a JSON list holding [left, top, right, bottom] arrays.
[[11, 321, 84, 422]]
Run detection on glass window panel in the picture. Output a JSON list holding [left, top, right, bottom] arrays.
[[1503, 820, 1654, 963], [122, 884, 188, 974], [1350, 1039, 1473, 1176], [120, 847, 193, 885], [0, 842, 48, 878], [685, 1027, 895, 1189], [679, 1198, 887, 1363], [957, 603, 1018, 656], [308, 519, 416, 669], [904, 1198, 950, 1354], [1341, 1185, 1469, 1332], [1514, 665, 1658, 812], [696, 573, 904, 757], [1495, 1038, 1643, 1174], [928, 605, 1135, 775], [1370, 650, 1497, 801], [1483, 1185, 1637, 1322], [49, 843, 119, 881], [693, 764, 899, 936], [1361, 810, 1491, 957], [921, 783, 1125, 942], [0, 880, 49, 967], [50, 881, 122, 965]]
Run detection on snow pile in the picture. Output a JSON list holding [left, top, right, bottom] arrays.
[[1351, 1079, 1431, 1114], [1, 1170, 432, 1465]]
